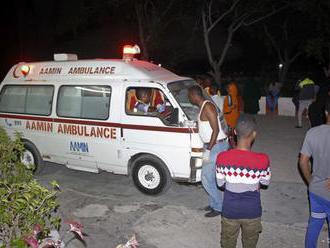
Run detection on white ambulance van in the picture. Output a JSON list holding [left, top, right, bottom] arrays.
[[0, 46, 205, 195]]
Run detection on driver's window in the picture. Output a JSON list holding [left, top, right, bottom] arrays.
[[125, 87, 175, 125]]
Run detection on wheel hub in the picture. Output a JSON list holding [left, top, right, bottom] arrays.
[[21, 150, 35, 170], [138, 164, 161, 190], [145, 171, 155, 181]]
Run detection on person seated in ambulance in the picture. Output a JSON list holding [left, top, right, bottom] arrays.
[[133, 88, 166, 114]]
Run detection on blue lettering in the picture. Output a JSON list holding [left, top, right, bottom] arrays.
[[70, 141, 89, 153]]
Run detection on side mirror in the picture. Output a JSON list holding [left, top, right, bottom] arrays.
[[168, 108, 179, 125]]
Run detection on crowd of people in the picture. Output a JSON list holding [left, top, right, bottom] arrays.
[[189, 74, 330, 248], [195, 73, 330, 129]]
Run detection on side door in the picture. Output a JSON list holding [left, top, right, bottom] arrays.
[[53, 84, 113, 173], [91, 83, 124, 174]]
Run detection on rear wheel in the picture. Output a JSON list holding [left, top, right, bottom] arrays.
[[132, 155, 172, 195], [21, 142, 44, 174]]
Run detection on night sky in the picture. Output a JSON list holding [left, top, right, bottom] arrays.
[[0, 0, 328, 87]]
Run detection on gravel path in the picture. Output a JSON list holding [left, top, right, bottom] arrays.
[[36, 115, 329, 248]]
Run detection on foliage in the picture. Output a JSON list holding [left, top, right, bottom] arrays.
[[0, 127, 60, 247], [303, 1, 330, 62], [111, 0, 198, 67], [305, 38, 328, 63], [24, 221, 85, 248], [0, 128, 30, 184], [298, 0, 330, 77]]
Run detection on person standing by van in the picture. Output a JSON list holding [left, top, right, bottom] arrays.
[[188, 86, 229, 217]]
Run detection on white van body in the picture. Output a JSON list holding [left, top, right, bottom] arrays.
[[0, 55, 205, 194]]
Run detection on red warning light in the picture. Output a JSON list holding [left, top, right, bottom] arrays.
[[123, 45, 140, 55], [122, 45, 141, 61], [20, 65, 30, 76]]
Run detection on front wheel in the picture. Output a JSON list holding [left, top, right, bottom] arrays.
[[132, 155, 172, 195], [21, 142, 44, 174]]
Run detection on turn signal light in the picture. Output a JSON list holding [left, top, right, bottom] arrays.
[[191, 148, 204, 153]]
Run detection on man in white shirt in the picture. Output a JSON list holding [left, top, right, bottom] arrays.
[[188, 85, 229, 217]]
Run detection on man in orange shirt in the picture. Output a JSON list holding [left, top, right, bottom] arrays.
[[223, 83, 240, 129]]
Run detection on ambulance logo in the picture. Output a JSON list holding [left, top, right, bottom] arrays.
[[70, 141, 89, 153]]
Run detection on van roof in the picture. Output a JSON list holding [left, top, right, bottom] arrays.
[[4, 59, 187, 83]]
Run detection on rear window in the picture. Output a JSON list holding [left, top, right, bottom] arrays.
[[0, 85, 54, 116]]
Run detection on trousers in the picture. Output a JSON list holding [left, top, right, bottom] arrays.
[[221, 217, 262, 248], [201, 140, 229, 212], [297, 100, 313, 127], [305, 192, 330, 248]]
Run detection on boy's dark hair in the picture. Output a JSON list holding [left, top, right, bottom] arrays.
[[235, 114, 257, 139], [188, 85, 203, 98], [136, 88, 151, 100], [210, 84, 218, 91], [326, 97, 330, 113]]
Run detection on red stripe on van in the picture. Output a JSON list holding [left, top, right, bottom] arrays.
[[0, 113, 197, 133]]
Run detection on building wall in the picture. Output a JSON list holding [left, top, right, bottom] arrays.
[[258, 97, 296, 116]]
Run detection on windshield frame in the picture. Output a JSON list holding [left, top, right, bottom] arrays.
[[167, 79, 214, 121]]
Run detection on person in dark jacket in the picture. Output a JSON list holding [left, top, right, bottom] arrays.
[[243, 79, 262, 115], [308, 98, 326, 128], [308, 80, 330, 127], [296, 77, 319, 128]]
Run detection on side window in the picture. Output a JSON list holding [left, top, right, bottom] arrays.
[[57, 85, 111, 120], [126, 87, 176, 125], [0, 85, 54, 115], [26, 86, 54, 115]]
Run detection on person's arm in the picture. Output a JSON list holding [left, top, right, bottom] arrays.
[[216, 164, 226, 187], [147, 106, 157, 112], [299, 154, 312, 185], [260, 157, 271, 186], [223, 96, 234, 114], [204, 103, 220, 150], [326, 179, 330, 191], [299, 132, 313, 185]]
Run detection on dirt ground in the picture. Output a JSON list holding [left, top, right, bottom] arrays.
[[36, 115, 329, 248]]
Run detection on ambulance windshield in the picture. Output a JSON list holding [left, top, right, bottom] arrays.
[[168, 80, 210, 121]]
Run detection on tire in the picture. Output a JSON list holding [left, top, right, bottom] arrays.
[[21, 141, 44, 174], [132, 155, 172, 195]]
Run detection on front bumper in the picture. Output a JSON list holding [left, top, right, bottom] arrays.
[[172, 155, 203, 183], [189, 156, 203, 182]]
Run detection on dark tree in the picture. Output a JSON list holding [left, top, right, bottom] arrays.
[[263, 12, 306, 84], [201, 0, 288, 84], [302, 0, 330, 78]]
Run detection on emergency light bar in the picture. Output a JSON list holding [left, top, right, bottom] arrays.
[[54, 53, 78, 61], [122, 45, 140, 62]]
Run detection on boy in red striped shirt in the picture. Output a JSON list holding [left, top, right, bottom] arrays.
[[216, 115, 271, 248]]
